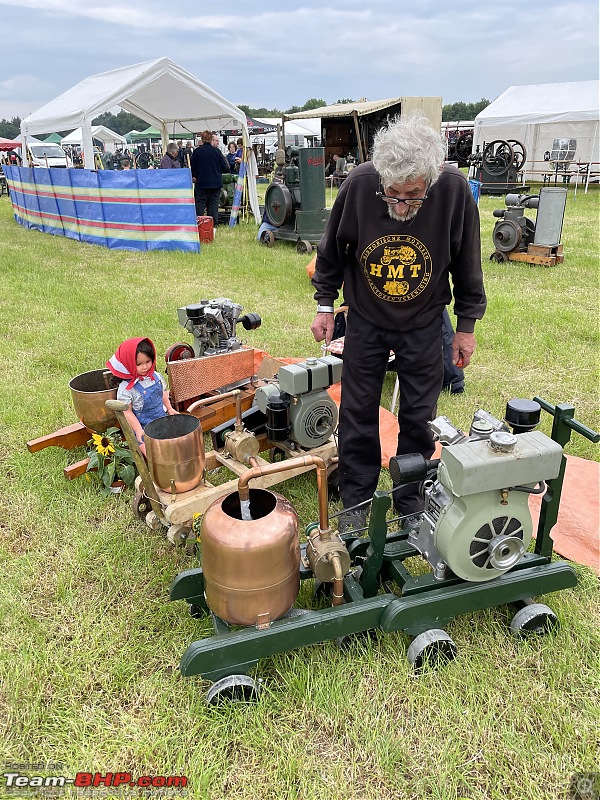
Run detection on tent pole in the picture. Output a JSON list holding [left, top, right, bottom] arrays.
[[81, 118, 94, 171]]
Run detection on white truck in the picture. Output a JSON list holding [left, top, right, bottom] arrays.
[[26, 143, 73, 168]]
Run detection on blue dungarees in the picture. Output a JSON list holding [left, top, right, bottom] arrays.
[[136, 375, 167, 429]]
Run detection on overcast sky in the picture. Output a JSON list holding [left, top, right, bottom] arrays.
[[1, 0, 598, 125]]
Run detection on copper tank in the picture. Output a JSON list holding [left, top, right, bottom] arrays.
[[201, 489, 300, 626], [69, 369, 117, 432], [144, 414, 204, 493]]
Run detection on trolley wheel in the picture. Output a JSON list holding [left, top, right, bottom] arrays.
[[206, 675, 262, 706], [189, 603, 206, 619], [296, 239, 312, 255], [336, 629, 375, 650], [269, 446, 287, 463], [260, 229, 275, 247], [144, 510, 165, 531], [165, 342, 194, 363], [132, 490, 152, 520], [327, 464, 340, 500], [167, 524, 193, 546], [509, 603, 559, 637], [490, 250, 508, 263], [407, 629, 457, 671]]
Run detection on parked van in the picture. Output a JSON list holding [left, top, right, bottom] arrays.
[[26, 143, 73, 168]]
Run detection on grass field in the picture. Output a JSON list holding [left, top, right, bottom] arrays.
[[0, 182, 598, 800]]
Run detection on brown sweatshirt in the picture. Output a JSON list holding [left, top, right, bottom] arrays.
[[312, 162, 486, 333]]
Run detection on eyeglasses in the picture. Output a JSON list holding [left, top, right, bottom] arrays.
[[376, 182, 428, 207]]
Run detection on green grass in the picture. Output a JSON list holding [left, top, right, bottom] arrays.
[[0, 185, 599, 800]]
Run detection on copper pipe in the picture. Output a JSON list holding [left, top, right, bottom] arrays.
[[187, 389, 242, 427], [238, 454, 329, 531], [330, 554, 345, 606]]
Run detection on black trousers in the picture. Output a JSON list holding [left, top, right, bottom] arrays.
[[195, 187, 220, 225], [338, 308, 444, 516]]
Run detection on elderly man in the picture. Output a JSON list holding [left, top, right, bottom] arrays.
[[191, 130, 230, 224], [159, 142, 182, 169], [310, 114, 486, 533]]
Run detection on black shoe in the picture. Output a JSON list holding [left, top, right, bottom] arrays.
[[338, 509, 367, 535]]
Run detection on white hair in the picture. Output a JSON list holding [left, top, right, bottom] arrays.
[[371, 113, 446, 188]]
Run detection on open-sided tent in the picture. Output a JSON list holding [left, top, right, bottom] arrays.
[[473, 81, 600, 179], [20, 57, 259, 220], [0, 137, 21, 151], [130, 126, 162, 143], [43, 132, 63, 143], [61, 125, 127, 150]]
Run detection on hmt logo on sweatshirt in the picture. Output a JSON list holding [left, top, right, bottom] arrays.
[[361, 234, 432, 302]]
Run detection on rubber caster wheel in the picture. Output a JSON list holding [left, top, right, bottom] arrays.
[[296, 239, 312, 255], [509, 603, 559, 637], [165, 342, 194, 363], [407, 629, 457, 671], [336, 629, 374, 650], [189, 603, 206, 619], [260, 230, 275, 247], [132, 490, 152, 520], [206, 675, 262, 706]]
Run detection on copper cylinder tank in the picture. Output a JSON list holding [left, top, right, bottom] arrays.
[[69, 369, 117, 432], [201, 489, 300, 626], [144, 414, 204, 493]]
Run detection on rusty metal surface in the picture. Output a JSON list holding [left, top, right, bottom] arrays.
[[168, 349, 256, 403]]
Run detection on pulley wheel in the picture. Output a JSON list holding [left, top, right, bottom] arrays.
[[265, 182, 293, 226], [507, 139, 527, 171], [165, 342, 195, 363], [482, 140, 514, 176], [455, 132, 473, 162], [493, 219, 522, 252]]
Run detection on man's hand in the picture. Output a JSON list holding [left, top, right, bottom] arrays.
[[311, 312, 335, 345], [452, 331, 476, 367]]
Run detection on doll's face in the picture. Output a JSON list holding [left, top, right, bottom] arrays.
[[136, 352, 153, 378]]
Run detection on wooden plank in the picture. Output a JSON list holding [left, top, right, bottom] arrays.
[[27, 422, 89, 453], [508, 252, 557, 266], [528, 243, 563, 257], [64, 458, 90, 480]]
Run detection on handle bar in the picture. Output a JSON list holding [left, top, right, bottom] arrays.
[[534, 396, 600, 443]]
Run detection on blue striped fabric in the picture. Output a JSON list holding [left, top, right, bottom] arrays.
[[4, 166, 200, 253]]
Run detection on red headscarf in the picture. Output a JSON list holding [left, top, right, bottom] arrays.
[[106, 337, 158, 391]]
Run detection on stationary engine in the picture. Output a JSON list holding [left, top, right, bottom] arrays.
[[253, 356, 342, 449], [390, 400, 563, 582], [168, 298, 261, 360], [469, 138, 527, 194], [261, 146, 330, 254], [490, 188, 567, 263]]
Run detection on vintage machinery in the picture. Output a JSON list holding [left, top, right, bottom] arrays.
[[170, 398, 598, 703], [260, 146, 330, 254], [253, 356, 342, 450], [166, 298, 262, 361], [490, 188, 567, 265], [469, 138, 528, 194]]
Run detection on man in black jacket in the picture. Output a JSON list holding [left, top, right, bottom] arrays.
[[310, 114, 486, 533], [190, 130, 230, 224]]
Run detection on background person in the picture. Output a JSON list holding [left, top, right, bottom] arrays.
[[310, 114, 486, 533], [159, 142, 182, 169], [191, 130, 230, 225]]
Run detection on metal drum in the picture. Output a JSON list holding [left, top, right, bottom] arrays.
[[201, 489, 300, 626], [144, 414, 204, 493], [69, 369, 117, 432]]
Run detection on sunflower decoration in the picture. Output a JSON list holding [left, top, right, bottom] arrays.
[[86, 427, 137, 497], [91, 432, 116, 457]]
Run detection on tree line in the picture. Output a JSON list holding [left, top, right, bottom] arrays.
[[0, 98, 490, 140]]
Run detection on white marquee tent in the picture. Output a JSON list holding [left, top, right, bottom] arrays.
[[61, 125, 127, 150], [20, 57, 259, 220], [473, 80, 599, 180]]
